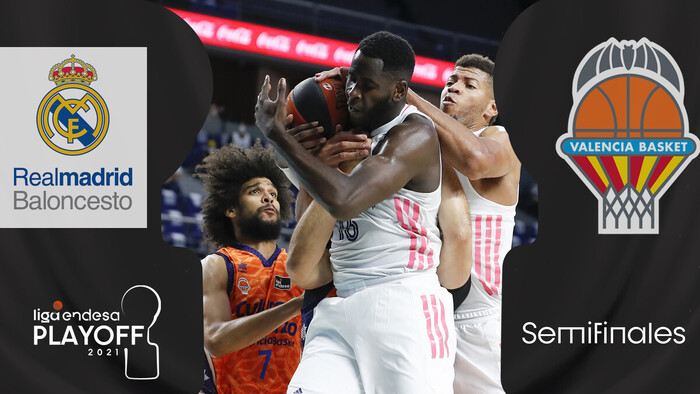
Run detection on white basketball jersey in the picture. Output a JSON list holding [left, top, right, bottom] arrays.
[[455, 126, 516, 315], [330, 105, 442, 296]]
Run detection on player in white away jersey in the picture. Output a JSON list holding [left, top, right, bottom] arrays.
[[329, 104, 443, 295], [255, 31, 470, 394], [408, 54, 521, 393]]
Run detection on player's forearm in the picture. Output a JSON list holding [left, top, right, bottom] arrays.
[[267, 128, 352, 217], [437, 167, 472, 289], [274, 149, 289, 169], [288, 253, 333, 290], [295, 188, 314, 222], [204, 296, 304, 358], [407, 89, 501, 179], [438, 230, 471, 289], [287, 201, 335, 289]]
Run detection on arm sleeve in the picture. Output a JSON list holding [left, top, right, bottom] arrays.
[[281, 167, 302, 189], [447, 277, 471, 311]]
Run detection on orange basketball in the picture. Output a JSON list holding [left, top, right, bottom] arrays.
[[286, 76, 349, 139], [573, 76, 682, 139]]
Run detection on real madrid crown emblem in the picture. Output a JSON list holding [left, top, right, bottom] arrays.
[[37, 54, 109, 156]]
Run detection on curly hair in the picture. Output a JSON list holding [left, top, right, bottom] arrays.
[[455, 54, 497, 125], [357, 31, 415, 81], [195, 142, 293, 247]]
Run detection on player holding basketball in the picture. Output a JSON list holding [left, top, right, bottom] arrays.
[[197, 144, 304, 394], [256, 31, 463, 393], [315, 53, 518, 392], [407, 54, 520, 393], [282, 124, 471, 355]]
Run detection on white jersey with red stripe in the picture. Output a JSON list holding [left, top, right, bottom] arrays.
[[455, 125, 516, 315], [329, 104, 442, 296], [289, 105, 454, 394]]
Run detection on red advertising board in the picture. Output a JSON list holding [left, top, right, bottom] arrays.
[[169, 8, 455, 87]]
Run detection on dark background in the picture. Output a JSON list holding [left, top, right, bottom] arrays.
[[498, 0, 700, 392], [0, 0, 210, 392]]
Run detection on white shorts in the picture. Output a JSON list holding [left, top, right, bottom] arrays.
[[288, 274, 455, 394], [453, 309, 504, 394]]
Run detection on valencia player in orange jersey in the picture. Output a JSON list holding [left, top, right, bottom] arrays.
[[197, 144, 304, 394]]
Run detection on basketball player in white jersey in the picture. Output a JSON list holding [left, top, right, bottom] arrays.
[[407, 54, 521, 393], [255, 31, 465, 394]]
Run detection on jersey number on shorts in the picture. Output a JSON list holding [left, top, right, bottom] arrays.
[[337, 220, 359, 241]]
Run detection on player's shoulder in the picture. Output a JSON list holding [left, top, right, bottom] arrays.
[[387, 113, 437, 142], [480, 125, 515, 150], [202, 252, 225, 266], [201, 253, 229, 288], [402, 112, 436, 135], [203, 247, 248, 269], [202, 252, 229, 272], [480, 125, 508, 137], [404, 112, 434, 127]]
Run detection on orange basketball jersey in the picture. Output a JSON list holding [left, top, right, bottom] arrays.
[[205, 244, 303, 394]]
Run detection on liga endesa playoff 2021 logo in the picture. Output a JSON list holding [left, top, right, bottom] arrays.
[[37, 54, 109, 156], [33, 286, 161, 380], [557, 38, 699, 234]]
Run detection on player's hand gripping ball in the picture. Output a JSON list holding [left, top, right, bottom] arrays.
[[286, 76, 349, 140]]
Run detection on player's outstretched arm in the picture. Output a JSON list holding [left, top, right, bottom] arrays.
[[286, 136, 370, 289], [202, 254, 304, 358], [286, 154, 366, 289], [407, 88, 518, 180], [436, 162, 472, 289]]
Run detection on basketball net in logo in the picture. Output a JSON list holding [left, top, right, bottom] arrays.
[[557, 38, 698, 234]]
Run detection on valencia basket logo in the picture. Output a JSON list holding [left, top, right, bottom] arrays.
[[36, 54, 110, 156], [557, 38, 698, 234]]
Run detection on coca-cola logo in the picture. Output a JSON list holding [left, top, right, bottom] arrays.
[[172, 9, 454, 88], [216, 25, 252, 46], [184, 18, 215, 39], [414, 63, 438, 80], [256, 32, 291, 53], [295, 40, 329, 60], [333, 47, 355, 65]]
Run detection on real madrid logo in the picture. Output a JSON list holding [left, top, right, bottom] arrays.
[[36, 54, 109, 156]]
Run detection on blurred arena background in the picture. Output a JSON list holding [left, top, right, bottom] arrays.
[[154, 0, 538, 255]]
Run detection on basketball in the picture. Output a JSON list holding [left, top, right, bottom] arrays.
[[286, 76, 349, 139], [573, 75, 682, 139], [570, 74, 686, 196]]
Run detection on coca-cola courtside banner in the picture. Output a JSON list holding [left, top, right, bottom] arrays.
[[169, 8, 455, 88]]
